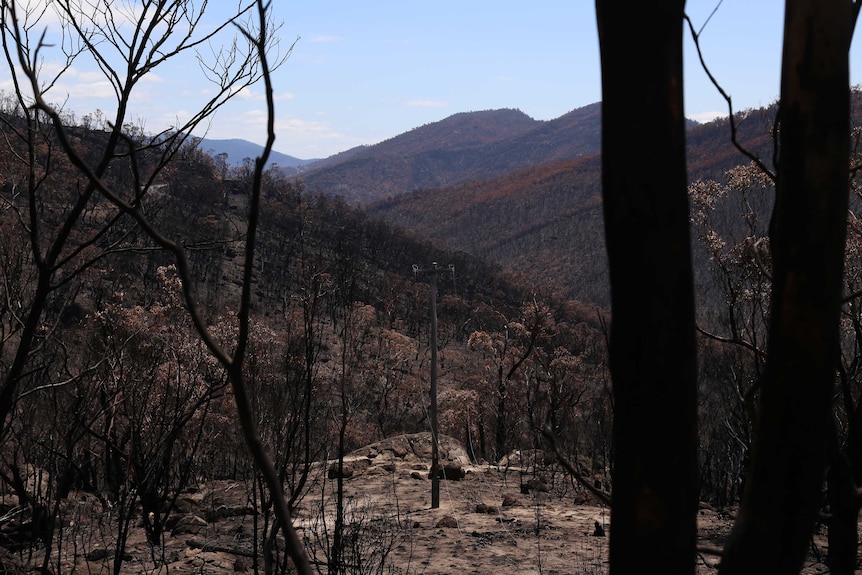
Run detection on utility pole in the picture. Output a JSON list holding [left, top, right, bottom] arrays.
[[413, 262, 454, 509]]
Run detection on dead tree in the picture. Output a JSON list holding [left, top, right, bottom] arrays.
[[595, 2, 699, 574]]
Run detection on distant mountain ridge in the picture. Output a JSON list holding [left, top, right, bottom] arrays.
[[199, 137, 316, 169], [363, 101, 797, 308], [298, 103, 606, 205]]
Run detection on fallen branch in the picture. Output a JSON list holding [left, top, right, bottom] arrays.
[[187, 538, 256, 558]]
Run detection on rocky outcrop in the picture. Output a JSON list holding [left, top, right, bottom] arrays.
[[352, 433, 471, 466]]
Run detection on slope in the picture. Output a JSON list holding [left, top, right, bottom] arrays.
[[298, 104, 604, 205], [366, 102, 789, 309]]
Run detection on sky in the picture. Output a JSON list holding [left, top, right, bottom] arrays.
[[4, 1, 861, 160]]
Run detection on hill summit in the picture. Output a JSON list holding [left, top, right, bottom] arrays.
[[298, 103, 604, 205]]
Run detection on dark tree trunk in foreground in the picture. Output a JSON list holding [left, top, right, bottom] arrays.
[[596, 2, 699, 574], [720, 1, 851, 574]]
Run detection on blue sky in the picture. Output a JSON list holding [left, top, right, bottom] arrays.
[[247, 0, 792, 159], [4, 1, 860, 160]]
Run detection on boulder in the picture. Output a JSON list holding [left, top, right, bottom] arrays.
[[170, 514, 207, 536], [498, 449, 548, 469], [520, 477, 551, 493], [435, 516, 458, 528], [430, 463, 466, 481], [347, 433, 472, 466], [327, 458, 371, 480]]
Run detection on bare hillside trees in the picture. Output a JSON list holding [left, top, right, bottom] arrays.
[[0, 1, 314, 572]]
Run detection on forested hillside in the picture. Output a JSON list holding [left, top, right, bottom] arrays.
[[297, 103, 604, 205], [363, 97, 862, 309], [0, 86, 789, 571], [367, 155, 606, 305], [0, 101, 616, 572], [3, 8, 862, 566]]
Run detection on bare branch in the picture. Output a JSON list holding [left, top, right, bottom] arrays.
[[542, 425, 611, 506], [695, 324, 767, 362], [16, 357, 107, 400], [225, 4, 313, 572], [683, 13, 776, 182]]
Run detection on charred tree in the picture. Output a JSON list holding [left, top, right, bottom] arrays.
[[595, 1, 699, 574]]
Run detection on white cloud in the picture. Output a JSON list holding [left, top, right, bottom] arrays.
[[689, 110, 725, 123], [235, 87, 264, 101], [156, 110, 193, 129], [61, 79, 116, 100], [309, 35, 342, 44], [77, 70, 106, 83], [405, 99, 449, 108], [10, 1, 64, 27], [140, 72, 164, 84], [221, 88, 293, 103]]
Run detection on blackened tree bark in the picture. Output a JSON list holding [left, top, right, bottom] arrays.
[[826, 397, 862, 575], [595, 2, 699, 574], [719, 1, 852, 573]]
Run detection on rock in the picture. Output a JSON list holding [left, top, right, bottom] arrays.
[[429, 463, 465, 481], [85, 548, 110, 561], [354, 433, 471, 465], [435, 516, 458, 528], [171, 515, 207, 536], [328, 463, 353, 479], [83, 548, 132, 562], [204, 505, 254, 522], [174, 496, 198, 514], [327, 458, 370, 480], [498, 449, 548, 469], [375, 436, 411, 458], [475, 503, 498, 514], [410, 435, 435, 460], [502, 494, 521, 507], [521, 477, 551, 493], [410, 471, 424, 480]]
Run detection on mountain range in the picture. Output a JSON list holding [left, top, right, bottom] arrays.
[[198, 137, 316, 169], [286, 100, 789, 307], [202, 96, 860, 309], [296, 104, 603, 206]]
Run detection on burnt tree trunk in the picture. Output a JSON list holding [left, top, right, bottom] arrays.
[[719, 1, 851, 574], [595, 2, 699, 574]]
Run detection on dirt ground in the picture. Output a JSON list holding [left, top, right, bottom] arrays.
[[0, 434, 838, 574]]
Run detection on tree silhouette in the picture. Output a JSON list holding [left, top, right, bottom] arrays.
[[595, 2, 699, 573], [720, 2, 853, 573]]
